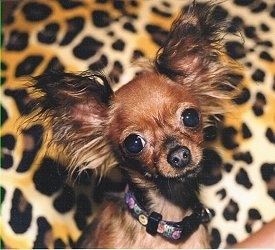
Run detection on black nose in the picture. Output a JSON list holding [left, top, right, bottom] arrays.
[[167, 146, 191, 168]]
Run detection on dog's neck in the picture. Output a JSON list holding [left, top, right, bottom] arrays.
[[126, 172, 202, 221], [131, 185, 191, 221], [124, 184, 212, 241]]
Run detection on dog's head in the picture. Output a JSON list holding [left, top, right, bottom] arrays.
[[109, 72, 204, 180], [31, 2, 236, 182]]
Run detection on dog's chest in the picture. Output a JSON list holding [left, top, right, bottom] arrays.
[[91, 202, 209, 248], [114, 217, 209, 248]]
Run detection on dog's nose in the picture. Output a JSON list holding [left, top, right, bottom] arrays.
[[167, 146, 191, 168]]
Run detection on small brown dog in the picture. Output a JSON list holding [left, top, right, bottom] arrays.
[[31, 1, 236, 248]]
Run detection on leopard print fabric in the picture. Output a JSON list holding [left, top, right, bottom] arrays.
[[1, 0, 275, 248]]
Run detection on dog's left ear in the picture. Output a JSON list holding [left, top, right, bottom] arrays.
[[155, 2, 236, 119], [30, 71, 117, 174]]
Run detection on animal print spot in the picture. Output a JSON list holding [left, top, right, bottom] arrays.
[[266, 128, 275, 144], [1, 105, 7, 125], [1, 186, 6, 204], [245, 208, 262, 233], [74, 194, 92, 230], [216, 188, 227, 200], [60, 17, 85, 46], [203, 125, 218, 142], [53, 185, 75, 213], [130, 0, 139, 7], [226, 234, 237, 245], [271, 4, 275, 17], [113, 0, 125, 10], [225, 41, 246, 59], [221, 126, 239, 150], [228, 16, 244, 33], [252, 92, 266, 116], [234, 0, 255, 6], [242, 123, 252, 139], [233, 151, 253, 164], [33, 217, 52, 249], [44, 57, 65, 73], [123, 22, 137, 32], [248, 208, 262, 220], [132, 49, 145, 60], [251, 2, 267, 12], [223, 199, 239, 221], [236, 168, 253, 189], [258, 40, 273, 47], [107, 30, 115, 37], [151, 6, 172, 18], [233, 87, 251, 104], [37, 23, 60, 44], [260, 163, 275, 200], [22, 2, 52, 22], [54, 239, 66, 248], [9, 188, 32, 233], [212, 5, 229, 21], [1, 61, 7, 71], [112, 39, 125, 51], [145, 24, 169, 47], [6, 30, 29, 51], [58, 0, 84, 9], [15, 55, 44, 77], [244, 26, 257, 39], [2, 134, 16, 169], [260, 23, 270, 32], [4, 88, 34, 115], [200, 149, 223, 186], [92, 10, 111, 28], [260, 51, 274, 62], [33, 157, 68, 196], [4, 8, 14, 25], [2, 134, 16, 150], [2, 154, 13, 169], [1, 76, 6, 85], [252, 68, 265, 82], [73, 36, 103, 60], [224, 163, 233, 172], [109, 60, 123, 83], [210, 228, 221, 248], [16, 125, 43, 173], [89, 54, 108, 71]]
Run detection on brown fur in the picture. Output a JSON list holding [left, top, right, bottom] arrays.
[[79, 195, 209, 248], [30, 1, 237, 248]]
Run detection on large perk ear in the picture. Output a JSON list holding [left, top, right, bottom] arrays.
[[155, 2, 238, 122], [30, 71, 117, 174]]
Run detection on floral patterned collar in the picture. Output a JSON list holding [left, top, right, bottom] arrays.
[[125, 190, 212, 241]]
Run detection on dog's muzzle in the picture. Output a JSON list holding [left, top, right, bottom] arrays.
[[167, 146, 190, 168]]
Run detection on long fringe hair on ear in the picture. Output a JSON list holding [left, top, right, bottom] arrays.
[[28, 71, 118, 177], [155, 1, 242, 125]]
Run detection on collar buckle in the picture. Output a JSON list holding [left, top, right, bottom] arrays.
[[146, 211, 163, 236]]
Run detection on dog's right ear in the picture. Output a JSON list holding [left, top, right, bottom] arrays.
[[30, 71, 117, 174]]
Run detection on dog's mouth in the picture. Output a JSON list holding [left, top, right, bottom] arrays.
[[143, 162, 202, 182], [152, 165, 202, 208]]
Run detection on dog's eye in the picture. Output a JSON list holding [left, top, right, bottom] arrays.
[[123, 134, 146, 155], [181, 108, 200, 128]]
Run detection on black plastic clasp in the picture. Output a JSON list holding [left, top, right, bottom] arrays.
[[146, 212, 162, 236]]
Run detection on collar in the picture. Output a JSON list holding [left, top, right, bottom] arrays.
[[125, 190, 212, 241]]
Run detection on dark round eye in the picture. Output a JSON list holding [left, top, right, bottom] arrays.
[[181, 108, 200, 128], [123, 134, 146, 155]]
